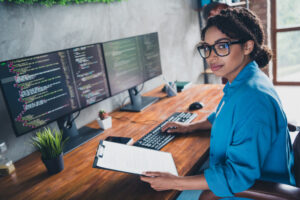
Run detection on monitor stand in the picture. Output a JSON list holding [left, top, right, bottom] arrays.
[[57, 115, 103, 154], [120, 86, 159, 112]]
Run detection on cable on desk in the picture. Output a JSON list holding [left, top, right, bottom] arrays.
[[66, 111, 81, 128], [137, 82, 144, 93], [120, 96, 130, 108]]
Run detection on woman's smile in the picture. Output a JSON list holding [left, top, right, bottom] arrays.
[[210, 64, 224, 72]]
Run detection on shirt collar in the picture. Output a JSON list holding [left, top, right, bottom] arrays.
[[223, 61, 259, 95]]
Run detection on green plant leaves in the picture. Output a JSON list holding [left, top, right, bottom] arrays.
[[31, 128, 68, 160], [1, 0, 123, 7]]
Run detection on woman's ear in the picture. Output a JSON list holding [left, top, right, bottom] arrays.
[[243, 40, 254, 55]]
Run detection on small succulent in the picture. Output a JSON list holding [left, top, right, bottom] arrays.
[[98, 110, 109, 120]]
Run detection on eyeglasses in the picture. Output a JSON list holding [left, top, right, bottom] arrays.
[[197, 39, 243, 59]]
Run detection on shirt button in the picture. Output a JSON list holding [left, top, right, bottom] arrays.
[[211, 135, 213, 138], [211, 153, 214, 157]]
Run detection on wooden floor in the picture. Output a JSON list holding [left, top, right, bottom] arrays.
[[0, 84, 223, 200]]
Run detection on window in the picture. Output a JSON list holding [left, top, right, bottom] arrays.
[[271, 0, 300, 85]]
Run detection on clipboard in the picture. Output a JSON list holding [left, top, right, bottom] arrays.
[[93, 140, 178, 176]]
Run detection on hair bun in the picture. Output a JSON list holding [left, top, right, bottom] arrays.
[[254, 45, 272, 68]]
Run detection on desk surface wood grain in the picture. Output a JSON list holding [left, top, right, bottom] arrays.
[[0, 84, 223, 200]]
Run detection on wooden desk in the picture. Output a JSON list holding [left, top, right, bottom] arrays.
[[0, 84, 223, 200]]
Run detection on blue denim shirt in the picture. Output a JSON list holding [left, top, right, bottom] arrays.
[[204, 61, 295, 197]]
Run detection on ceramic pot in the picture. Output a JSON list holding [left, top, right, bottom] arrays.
[[42, 153, 64, 175], [97, 116, 112, 130]]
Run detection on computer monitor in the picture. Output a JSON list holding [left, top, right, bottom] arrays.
[[102, 32, 162, 112], [0, 43, 110, 153]]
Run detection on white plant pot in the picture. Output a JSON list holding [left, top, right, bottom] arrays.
[[97, 116, 112, 130]]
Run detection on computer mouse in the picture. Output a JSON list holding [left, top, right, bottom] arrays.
[[162, 85, 167, 92], [188, 102, 204, 111]]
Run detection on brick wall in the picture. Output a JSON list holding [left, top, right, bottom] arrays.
[[250, 0, 269, 44], [249, 0, 270, 76]]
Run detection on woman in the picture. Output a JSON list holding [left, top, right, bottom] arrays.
[[140, 7, 295, 198]]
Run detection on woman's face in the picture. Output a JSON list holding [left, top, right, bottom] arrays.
[[204, 26, 251, 82]]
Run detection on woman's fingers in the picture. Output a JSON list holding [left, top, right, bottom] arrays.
[[143, 171, 164, 177], [161, 122, 177, 132], [140, 176, 152, 183], [140, 172, 159, 183], [140, 172, 161, 183], [165, 127, 178, 133], [161, 122, 187, 133], [140, 172, 178, 191]]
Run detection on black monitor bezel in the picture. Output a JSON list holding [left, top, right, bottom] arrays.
[[0, 42, 111, 137], [141, 32, 163, 83], [102, 32, 162, 97]]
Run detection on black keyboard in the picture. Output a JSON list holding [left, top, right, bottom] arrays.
[[133, 112, 197, 150]]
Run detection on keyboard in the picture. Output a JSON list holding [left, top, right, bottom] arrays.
[[133, 112, 197, 150]]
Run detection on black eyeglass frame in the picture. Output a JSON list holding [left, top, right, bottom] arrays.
[[197, 39, 244, 59]]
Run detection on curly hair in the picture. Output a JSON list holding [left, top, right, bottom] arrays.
[[201, 7, 272, 68]]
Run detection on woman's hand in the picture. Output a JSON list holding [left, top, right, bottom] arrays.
[[140, 172, 181, 191], [161, 122, 191, 134]]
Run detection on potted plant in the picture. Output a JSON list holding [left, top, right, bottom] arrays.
[[97, 110, 112, 130], [31, 128, 68, 175]]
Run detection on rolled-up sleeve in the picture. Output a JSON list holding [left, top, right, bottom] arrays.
[[204, 112, 273, 196]]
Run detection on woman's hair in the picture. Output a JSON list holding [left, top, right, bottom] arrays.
[[201, 7, 272, 68]]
